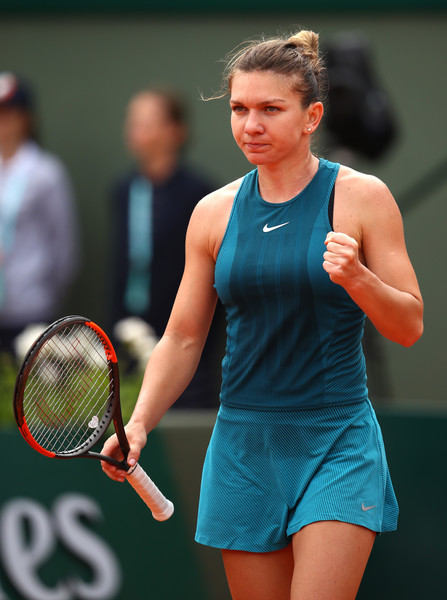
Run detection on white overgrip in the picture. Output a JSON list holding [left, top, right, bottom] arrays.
[[126, 463, 174, 521]]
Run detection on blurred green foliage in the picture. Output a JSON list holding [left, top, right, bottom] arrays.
[[0, 353, 18, 426], [118, 371, 143, 421]]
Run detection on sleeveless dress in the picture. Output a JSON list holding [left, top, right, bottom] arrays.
[[195, 159, 398, 551]]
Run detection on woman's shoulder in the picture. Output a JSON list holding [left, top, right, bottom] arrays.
[[192, 176, 244, 219], [334, 164, 402, 236], [336, 164, 391, 199], [188, 176, 245, 260]]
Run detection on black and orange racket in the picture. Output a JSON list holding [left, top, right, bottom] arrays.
[[13, 315, 174, 521]]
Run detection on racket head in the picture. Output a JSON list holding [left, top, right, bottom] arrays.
[[14, 316, 119, 460]]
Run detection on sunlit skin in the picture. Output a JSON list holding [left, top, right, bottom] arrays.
[[100, 69, 423, 600]]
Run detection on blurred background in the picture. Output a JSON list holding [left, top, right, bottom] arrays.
[[0, 1, 446, 599]]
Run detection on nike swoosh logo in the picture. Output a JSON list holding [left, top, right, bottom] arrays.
[[361, 503, 376, 512], [263, 222, 290, 233]]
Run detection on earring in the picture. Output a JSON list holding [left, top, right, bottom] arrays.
[[307, 127, 312, 132]]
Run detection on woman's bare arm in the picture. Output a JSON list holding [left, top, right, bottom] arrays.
[[323, 170, 423, 347]]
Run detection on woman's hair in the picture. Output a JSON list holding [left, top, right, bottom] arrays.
[[214, 29, 326, 107]]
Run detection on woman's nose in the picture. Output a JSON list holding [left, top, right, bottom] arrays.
[[244, 111, 264, 134]]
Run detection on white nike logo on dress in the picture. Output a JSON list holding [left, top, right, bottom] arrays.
[[361, 503, 376, 512], [263, 222, 290, 233]]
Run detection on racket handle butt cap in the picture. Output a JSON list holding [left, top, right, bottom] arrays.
[[153, 500, 174, 522], [126, 462, 174, 522]]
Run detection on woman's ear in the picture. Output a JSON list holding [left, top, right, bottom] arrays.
[[303, 101, 324, 134]]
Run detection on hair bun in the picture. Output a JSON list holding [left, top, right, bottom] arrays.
[[287, 30, 320, 63], [287, 29, 323, 86]]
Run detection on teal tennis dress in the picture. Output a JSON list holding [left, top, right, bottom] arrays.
[[195, 158, 398, 551]]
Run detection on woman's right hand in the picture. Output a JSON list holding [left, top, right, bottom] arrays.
[[100, 421, 148, 483]]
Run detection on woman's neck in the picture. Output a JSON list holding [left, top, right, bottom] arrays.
[[257, 151, 319, 203]]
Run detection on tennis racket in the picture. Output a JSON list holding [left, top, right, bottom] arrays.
[[13, 315, 174, 522]]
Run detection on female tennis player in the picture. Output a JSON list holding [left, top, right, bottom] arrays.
[[101, 29, 423, 599]]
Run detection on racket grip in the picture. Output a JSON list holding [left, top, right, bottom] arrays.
[[126, 463, 174, 521]]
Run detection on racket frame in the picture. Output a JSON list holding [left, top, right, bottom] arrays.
[[14, 315, 129, 470]]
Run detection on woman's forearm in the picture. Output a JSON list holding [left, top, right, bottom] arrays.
[[344, 264, 423, 347], [128, 331, 205, 433]]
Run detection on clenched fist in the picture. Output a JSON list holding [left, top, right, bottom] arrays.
[[323, 231, 363, 287]]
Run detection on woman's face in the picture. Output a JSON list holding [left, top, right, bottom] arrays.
[[230, 70, 317, 167]]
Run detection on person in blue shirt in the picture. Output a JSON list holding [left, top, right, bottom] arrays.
[[101, 30, 423, 599]]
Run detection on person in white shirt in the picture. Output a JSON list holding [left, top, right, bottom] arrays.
[[0, 72, 79, 355]]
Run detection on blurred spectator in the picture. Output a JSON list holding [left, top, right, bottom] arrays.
[[109, 85, 222, 408], [324, 31, 397, 164], [0, 72, 79, 355]]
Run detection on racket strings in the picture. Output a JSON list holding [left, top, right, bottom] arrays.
[[25, 328, 105, 419], [22, 324, 114, 453], [25, 331, 111, 451], [27, 331, 108, 421], [26, 334, 102, 412]]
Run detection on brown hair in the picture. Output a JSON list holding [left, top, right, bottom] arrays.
[[215, 29, 326, 108]]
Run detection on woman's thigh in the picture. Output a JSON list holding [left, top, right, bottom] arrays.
[[221, 544, 294, 600], [221, 520, 375, 600], [291, 521, 376, 600]]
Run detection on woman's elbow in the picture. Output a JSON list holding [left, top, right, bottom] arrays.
[[399, 305, 424, 347], [400, 321, 424, 347]]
